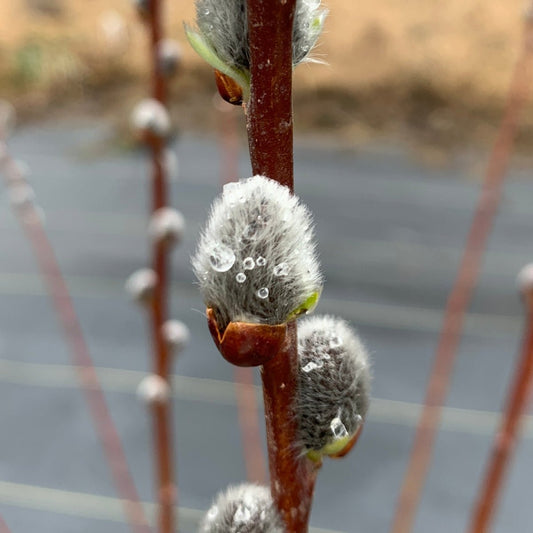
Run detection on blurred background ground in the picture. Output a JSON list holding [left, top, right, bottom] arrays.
[[1, 0, 533, 157]]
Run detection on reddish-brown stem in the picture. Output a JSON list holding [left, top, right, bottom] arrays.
[[389, 16, 533, 533], [246, 1, 318, 530], [261, 322, 320, 530], [467, 289, 533, 533], [0, 147, 150, 533], [144, 1, 175, 532], [246, 0, 295, 188]]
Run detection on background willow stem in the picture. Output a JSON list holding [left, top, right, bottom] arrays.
[[246, 1, 319, 530], [0, 137, 151, 533], [467, 283, 533, 533], [144, 1, 176, 532], [389, 12, 533, 533]]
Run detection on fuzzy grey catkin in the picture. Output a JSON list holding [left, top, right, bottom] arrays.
[[296, 315, 371, 454], [199, 483, 283, 533], [192, 175, 322, 329], [194, 0, 327, 70]]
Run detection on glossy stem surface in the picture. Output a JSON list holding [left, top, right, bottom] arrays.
[[246, 2, 317, 530]]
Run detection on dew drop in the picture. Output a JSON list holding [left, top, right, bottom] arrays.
[[208, 244, 235, 272], [330, 417, 348, 440], [243, 257, 255, 270], [202, 7, 210, 15], [256, 287, 269, 299], [273, 262, 290, 276], [302, 361, 318, 373], [256, 256, 266, 266], [235, 272, 246, 283]]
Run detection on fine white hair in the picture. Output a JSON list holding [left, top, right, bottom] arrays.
[[192, 175, 322, 328], [296, 315, 371, 453], [194, 0, 328, 70], [199, 483, 283, 533]]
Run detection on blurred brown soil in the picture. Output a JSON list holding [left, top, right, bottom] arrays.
[[1, 0, 533, 155]]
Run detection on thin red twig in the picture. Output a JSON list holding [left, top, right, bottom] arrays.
[[246, 1, 320, 530], [144, 1, 176, 532], [467, 289, 533, 533], [389, 16, 533, 533], [0, 147, 151, 533]]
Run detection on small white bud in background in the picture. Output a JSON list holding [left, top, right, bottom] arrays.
[[192, 175, 323, 329], [296, 315, 371, 458], [132, 0, 150, 17], [130, 99, 171, 139], [21, 205, 46, 226], [8, 183, 35, 211], [158, 39, 183, 78], [137, 374, 170, 405], [162, 148, 179, 181], [125, 268, 157, 305], [200, 483, 283, 533], [148, 207, 185, 246], [99, 11, 130, 54], [0, 100, 16, 138], [13, 159, 31, 179], [517, 263, 533, 295], [162, 320, 190, 354]]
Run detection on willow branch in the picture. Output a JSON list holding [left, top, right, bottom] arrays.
[[144, 1, 176, 532], [389, 13, 533, 533], [0, 137, 150, 533], [246, 1, 319, 530], [467, 277, 533, 533]]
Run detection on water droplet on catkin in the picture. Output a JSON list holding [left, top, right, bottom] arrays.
[[256, 287, 269, 299], [208, 244, 235, 272], [256, 256, 266, 266], [243, 257, 255, 270], [330, 417, 348, 439], [273, 262, 290, 276], [235, 272, 246, 283]]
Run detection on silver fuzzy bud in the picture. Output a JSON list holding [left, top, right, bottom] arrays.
[[517, 263, 533, 295], [132, 0, 150, 16], [137, 374, 170, 405], [158, 39, 183, 78], [148, 207, 185, 246], [296, 315, 371, 457], [130, 99, 171, 138], [161, 320, 190, 354], [186, 0, 327, 95], [192, 175, 323, 329], [125, 268, 157, 305], [200, 483, 283, 533], [8, 183, 35, 211]]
